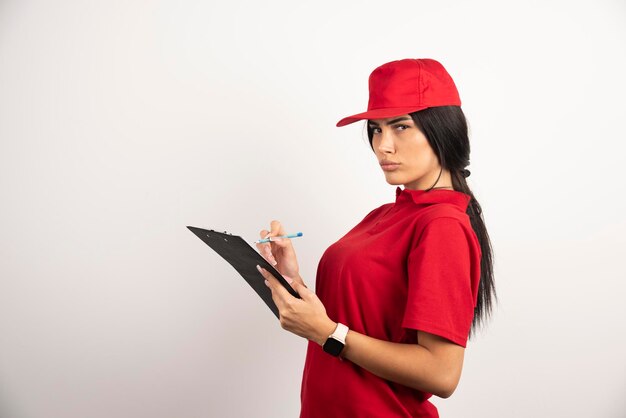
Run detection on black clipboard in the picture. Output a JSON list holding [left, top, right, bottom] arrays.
[[187, 226, 301, 318]]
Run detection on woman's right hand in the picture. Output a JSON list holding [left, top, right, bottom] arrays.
[[256, 220, 303, 286]]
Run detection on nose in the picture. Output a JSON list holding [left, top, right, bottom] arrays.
[[377, 128, 395, 154]]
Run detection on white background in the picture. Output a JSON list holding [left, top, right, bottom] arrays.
[[1, 0, 625, 417]]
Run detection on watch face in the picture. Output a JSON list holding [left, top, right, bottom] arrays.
[[323, 338, 344, 356]]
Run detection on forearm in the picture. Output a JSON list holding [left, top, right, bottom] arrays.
[[338, 329, 455, 398]]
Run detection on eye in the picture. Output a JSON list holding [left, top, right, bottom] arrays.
[[370, 126, 381, 134], [394, 124, 410, 131]]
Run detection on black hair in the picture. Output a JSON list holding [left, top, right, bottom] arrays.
[[366, 105, 497, 338]]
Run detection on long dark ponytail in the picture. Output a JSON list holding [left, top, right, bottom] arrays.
[[366, 106, 497, 338]]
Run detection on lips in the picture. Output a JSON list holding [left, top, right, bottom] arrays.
[[380, 161, 400, 172], [380, 161, 400, 167]]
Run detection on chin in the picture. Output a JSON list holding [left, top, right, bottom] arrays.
[[383, 173, 409, 186], [385, 179, 404, 186]]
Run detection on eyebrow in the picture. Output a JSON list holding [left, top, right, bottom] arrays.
[[367, 116, 412, 127]]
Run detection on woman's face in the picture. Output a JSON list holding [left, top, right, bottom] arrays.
[[368, 114, 452, 190]]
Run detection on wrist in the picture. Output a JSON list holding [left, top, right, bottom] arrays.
[[321, 322, 349, 358], [316, 320, 338, 346]]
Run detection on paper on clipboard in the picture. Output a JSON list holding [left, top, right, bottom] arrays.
[[187, 226, 301, 318]]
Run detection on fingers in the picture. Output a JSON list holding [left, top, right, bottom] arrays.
[[258, 265, 292, 294], [265, 220, 291, 246], [257, 266, 308, 302], [257, 265, 292, 310], [257, 220, 290, 266], [269, 220, 286, 237], [257, 229, 277, 266], [289, 279, 313, 299], [281, 274, 295, 287]]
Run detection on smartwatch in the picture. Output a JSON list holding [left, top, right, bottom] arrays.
[[322, 323, 349, 357]]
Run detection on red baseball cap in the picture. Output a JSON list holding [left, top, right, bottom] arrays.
[[336, 58, 461, 127]]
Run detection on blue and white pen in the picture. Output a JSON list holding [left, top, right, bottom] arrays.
[[254, 232, 303, 244]]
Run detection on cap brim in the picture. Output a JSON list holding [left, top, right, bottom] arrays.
[[336, 106, 429, 127]]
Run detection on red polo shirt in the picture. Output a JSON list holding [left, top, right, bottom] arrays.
[[300, 186, 482, 418]]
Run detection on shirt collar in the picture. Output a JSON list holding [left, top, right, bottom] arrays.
[[395, 186, 471, 211]]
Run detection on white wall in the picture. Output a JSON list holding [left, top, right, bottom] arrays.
[[1, 1, 625, 417]]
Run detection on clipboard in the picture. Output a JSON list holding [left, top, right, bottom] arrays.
[[187, 226, 301, 318]]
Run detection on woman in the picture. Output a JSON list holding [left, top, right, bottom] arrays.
[[255, 58, 496, 418]]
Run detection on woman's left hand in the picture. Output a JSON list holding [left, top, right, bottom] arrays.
[[256, 265, 337, 346]]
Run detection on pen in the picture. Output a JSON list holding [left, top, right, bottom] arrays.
[[254, 232, 303, 244]]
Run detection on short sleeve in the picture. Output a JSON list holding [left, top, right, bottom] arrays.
[[402, 217, 476, 347]]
